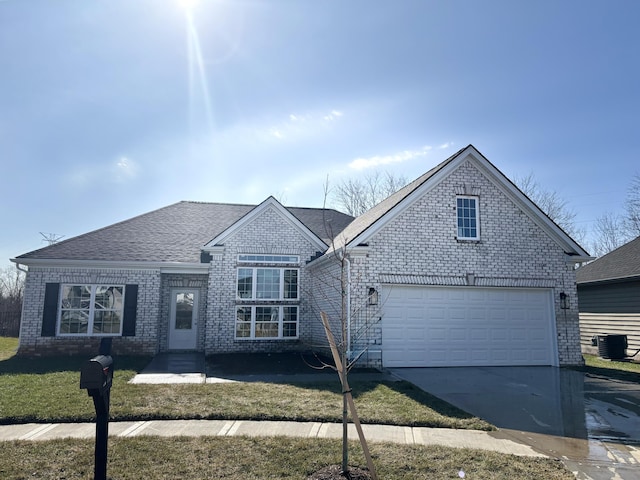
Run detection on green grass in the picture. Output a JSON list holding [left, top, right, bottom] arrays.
[[0, 349, 491, 430], [0, 436, 574, 479], [577, 354, 640, 383], [0, 337, 18, 361]]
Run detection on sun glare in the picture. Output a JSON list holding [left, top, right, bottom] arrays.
[[178, 0, 200, 11]]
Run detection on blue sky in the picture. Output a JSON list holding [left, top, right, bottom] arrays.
[[2, 0, 639, 265]]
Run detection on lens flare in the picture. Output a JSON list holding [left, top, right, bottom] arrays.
[[178, 0, 200, 11], [185, 3, 215, 139]]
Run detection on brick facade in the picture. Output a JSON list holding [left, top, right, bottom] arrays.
[[309, 159, 583, 367], [204, 204, 322, 355], [18, 266, 161, 356], [15, 153, 585, 367]]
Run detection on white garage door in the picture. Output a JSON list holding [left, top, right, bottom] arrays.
[[381, 285, 557, 367]]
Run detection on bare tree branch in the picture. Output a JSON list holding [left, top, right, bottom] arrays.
[[332, 171, 408, 216], [590, 212, 629, 257], [514, 173, 583, 242], [624, 173, 640, 238]]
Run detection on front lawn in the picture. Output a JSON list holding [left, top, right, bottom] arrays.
[[0, 337, 18, 361], [0, 436, 573, 480], [578, 354, 640, 383], [0, 348, 492, 430]]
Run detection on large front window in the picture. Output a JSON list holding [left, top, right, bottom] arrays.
[[236, 260, 299, 339], [237, 268, 298, 300], [235, 306, 298, 339], [59, 285, 124, 335]]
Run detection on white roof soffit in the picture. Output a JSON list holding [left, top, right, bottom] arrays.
[[203, 196, 327, 251]]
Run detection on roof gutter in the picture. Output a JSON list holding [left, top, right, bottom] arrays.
[[565, 253, 594, 265], [10, 258, 209, 274], [577, 273, 640, 286], [13, 261, 28, 274]]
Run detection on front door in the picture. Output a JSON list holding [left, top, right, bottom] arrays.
[[168, 289, 199, 350]]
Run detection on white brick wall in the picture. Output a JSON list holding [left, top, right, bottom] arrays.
[[18, 160, 583, 367], [309, 159, 583, 367], [18, 266, 161, 356], [204, 204, 324, 355]]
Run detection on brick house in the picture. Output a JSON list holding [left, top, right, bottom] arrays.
[[11, 145, 590, 367]]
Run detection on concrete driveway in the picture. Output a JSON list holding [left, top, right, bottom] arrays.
[[390, 366, 640, 480]]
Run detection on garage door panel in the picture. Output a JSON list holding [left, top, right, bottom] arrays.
[[491, 349, 509, 362], [450, 328, 468, 341], [470, 349, 491, 362], [490, 329, 508, 341], [381, 286, 556, 367]]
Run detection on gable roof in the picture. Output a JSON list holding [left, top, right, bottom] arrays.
[[326, 144, 591, 262], [576, 236, 640, 285], [13, 201, 353, 265], [204, 197, 328, 251]]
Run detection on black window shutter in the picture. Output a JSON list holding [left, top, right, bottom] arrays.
[[122, 284, 138, 337], [41, 283, 60, 337]]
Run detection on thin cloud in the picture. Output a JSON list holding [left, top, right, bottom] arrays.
[[66, 156, 139, 187], [265, 109, 344, 141], [349, 146, 433, 170], [114, 156, 138, 182], [323, 110, 343, 122]]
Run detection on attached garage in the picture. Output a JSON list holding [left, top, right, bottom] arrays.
[[381, 285, 558, 367]]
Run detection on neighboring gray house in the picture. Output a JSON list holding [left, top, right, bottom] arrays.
[[576, 236, 640, 356], [12, 145, 591, 367]]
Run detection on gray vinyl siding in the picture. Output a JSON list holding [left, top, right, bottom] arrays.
[[577, 280, 640, 314], [578, 279, 640, 356], [579, 313, 640, 355]]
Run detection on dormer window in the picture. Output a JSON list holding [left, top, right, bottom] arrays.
[[456, 196, 479, 240]]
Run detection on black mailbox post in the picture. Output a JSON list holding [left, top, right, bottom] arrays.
[[80, 338, 113, 480]]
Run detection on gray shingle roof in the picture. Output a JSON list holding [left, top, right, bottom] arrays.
[[15, 201, 354, 264], [576, 236, 640, 284]]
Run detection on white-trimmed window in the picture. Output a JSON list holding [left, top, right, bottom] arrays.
[[456, 196, 479, 240], [236, 306, 298, 339], [236, 255, 300, 339], [237, 268, 299, 300], [58, 285, 124, 336], [238, 254, 299, 264]]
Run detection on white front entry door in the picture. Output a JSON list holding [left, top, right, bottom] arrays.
[[168, 289, 199, 350]]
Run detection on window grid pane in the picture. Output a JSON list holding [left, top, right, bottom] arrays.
[[59, 285, 124, 336], [235, 305, 299, 340], [283, 270, 298, 299], [236, 307, 252, 338], [238, 254, 299, 264], [255, 306, 279, 338], [283, 307, 298, 337], [237, 269, 253, 299], [256, 269, 280, 299], [457, 197, 478, 239]]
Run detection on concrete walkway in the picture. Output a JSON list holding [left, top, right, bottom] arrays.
[[0, 419, 544, 457]]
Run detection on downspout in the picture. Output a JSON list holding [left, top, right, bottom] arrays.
[[14, 261, 28, 274], [13, 261, 28, 343], [344, 255, 351, 361]]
